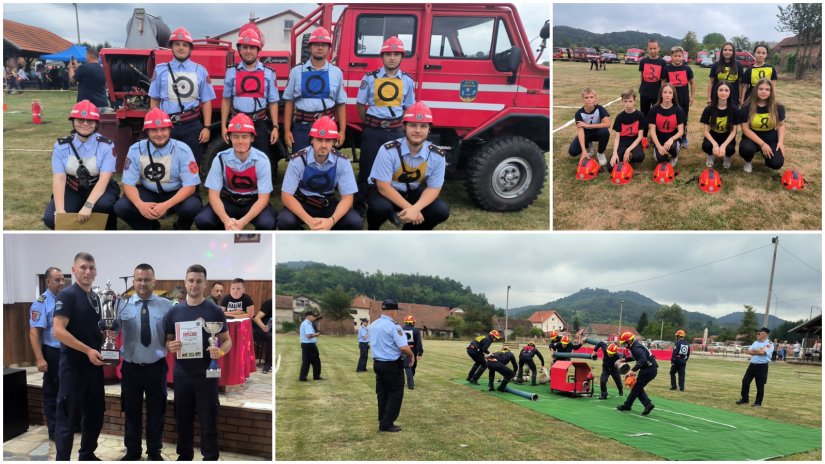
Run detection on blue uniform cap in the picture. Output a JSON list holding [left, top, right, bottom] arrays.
[[381, 299, 398, 310]]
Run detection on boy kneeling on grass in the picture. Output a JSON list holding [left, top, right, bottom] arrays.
[[609, 89, 646, 171], [568, 88, 611, 167]]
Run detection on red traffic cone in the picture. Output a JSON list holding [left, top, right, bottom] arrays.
[[32, 100, 42, 124]]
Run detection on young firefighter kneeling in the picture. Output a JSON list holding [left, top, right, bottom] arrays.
[[195, 114, 277, 230], [278, 116, 363, 230], [366, 102, 449, 230]]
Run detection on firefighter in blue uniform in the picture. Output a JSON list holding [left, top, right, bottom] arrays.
[[616, 331, 658, 415], [486, 347, 518, 392], [367, 102, 450, 230], [28, 266, 65, 440], [670, 329, 691, 391], [356, 36, 416, 206], [279, 116, 363, 230], [114, 108, 202, 230], [402, 315, 423, 390], [736, 327, 774, 407], [222, 28, 280, 180], [516, 342, 545, 386], [595, 341, 625, 399], [466, 329, 501, 385], [283, 27, 347, 152], [148, 27, 216, 166], [44, 100, 120, 230], [195, 113, 277, 230], [356, 319, 369, 372], [52, 252, 105, 460]]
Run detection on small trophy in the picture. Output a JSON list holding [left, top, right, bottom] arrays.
[[198, 317, 224, 378], [96, 281, 125, 366]]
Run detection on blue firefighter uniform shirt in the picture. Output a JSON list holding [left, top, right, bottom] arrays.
[[299, 319, 317, 344], [282, 61, 346, 112], [368, 137, 446, 191], [204, 148, 273, 195], [122, 139, 200, 192], [358, 326, 369, 343], [356, 67, 416, 119], [281, 148, 358, 197], [29, 289, 61, 349], [119, 293, 172, 364], [369, 315, 407, 361], [223, 62, 280, 113], [148, 58, 217, 114], [52, 134, 116, 176], [748, 339, 774, 364]]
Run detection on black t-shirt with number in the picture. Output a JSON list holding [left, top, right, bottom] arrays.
[[740, 103, 785, 142], [700, 104, 740, 141], [54, 283, 103, 369], [740, 65, 778, 102], [709, 61, 744, 105], [220, 294, 254, 314], [646, 104, 686, 141], [638, 57, 667, 98], [163, 300, 228, 378], [663, 63, 694, 106], [612, 110, 647, 145], [574, 105, 610, 136]]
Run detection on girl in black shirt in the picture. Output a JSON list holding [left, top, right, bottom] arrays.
[[700, 81, 739, 169], [707, 42, 743, 109], [739, 79, 786, 172]]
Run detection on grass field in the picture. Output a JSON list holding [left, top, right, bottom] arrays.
[[552, 61, 822, 230], [275, 334, 821, 460], [2, 91, 549, 230]]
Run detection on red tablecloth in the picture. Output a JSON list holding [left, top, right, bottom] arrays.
[[110, 318, 256, 387]]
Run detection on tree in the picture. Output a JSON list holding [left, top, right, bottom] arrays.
[[654, 303, 686, 327], [636, 312, 649, 333], [777, 3, 822, 78], [572, 316, 581, 332], [738, 305, 759, 344], [731, 36, 752, 53], [681, 31, 700, 61], [318, 286, 353, 321], [702, 32, 727, 51]]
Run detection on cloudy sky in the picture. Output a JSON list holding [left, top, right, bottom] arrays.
[[554, 2, 792, 43], [277, 233, 822, 322], [3, 1, 549, 52]]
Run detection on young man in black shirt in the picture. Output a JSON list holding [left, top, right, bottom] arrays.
[[220, 277, 255, 318], [638, 38, 666, 141]]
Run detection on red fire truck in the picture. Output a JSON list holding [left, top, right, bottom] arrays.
[[99, 3, 549, 212]]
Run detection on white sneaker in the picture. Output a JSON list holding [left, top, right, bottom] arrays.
[[723, 156, 732, 169], [669, 156, 678, 167], [743, 161, 753, 173], [596, 152, 607, 166], [706, 155, 714, 168]]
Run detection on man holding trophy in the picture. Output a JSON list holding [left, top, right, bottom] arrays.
[[164, 264, 231, 461], [52, 252, 106, 461]]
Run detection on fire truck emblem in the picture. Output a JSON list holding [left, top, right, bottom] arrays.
[[460, 80, 478, 102]]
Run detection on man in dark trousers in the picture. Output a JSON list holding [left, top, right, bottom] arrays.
[[52, 252, 105, 460], [368, 299, 415, 432], [298, 310, 324, 381], [466, 330, 501, 384], [595, 341, 625, 399], [402, 315, 423, 390], [486, 347, 518, 392], [670, 329, 691, 391], [616, 331, 658, 415], [736, 327, 774, 407], [516, 342, 545, 386], [356, 319, 369, 372]]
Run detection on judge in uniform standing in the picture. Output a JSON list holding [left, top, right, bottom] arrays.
[[736, 327, 774, 408]]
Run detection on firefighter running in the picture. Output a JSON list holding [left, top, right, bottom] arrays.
[[616, 331, 658, 415], [516, 342, 545, 386]]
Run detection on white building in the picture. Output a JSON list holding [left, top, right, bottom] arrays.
[[211, 10, 315, 53]]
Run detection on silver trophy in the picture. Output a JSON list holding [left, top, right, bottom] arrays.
[[198, 317, 224, 378], [96, 281, 125, 366]]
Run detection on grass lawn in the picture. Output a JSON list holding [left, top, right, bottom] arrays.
[[2, 91, 549, 230], [275, 333, 821, 460], [552, 61, 821, 230]]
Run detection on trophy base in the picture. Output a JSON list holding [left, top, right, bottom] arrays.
[[102, 350, 120, 366], [206, 368, 221, 379]]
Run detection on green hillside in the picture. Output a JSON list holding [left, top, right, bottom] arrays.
[[553, 25, 681, 52]]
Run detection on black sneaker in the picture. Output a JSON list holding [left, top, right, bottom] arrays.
[[642, 404, 655, 416], [120, 455, 141, 461], [751, 403, 762, 408], [735, 399, 749, 405], [598, 395, 608, 400], [147, 453, 164, 461], [379, 425, 402, 432], [670, 387, 677, 390], [616, 404, 631, 411]]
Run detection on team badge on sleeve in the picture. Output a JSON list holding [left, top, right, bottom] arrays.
[[31, 310, 41, 321], [189, 161, 199, 174]]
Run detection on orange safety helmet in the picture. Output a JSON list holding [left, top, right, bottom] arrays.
[[237, 29, 262, 49], [548, 330, 558, 339], [675, 330, 686, 338], [576, 157, 600, 181], [381, 36, 405, 54], [490, 330, 502, 340], [781, 169, 806, 191], [309, 116, 339, 139], [607, 343, 618, 355], [403, 315, 416, 325], [625, 373, 637, 388], [169, 27, 194, 46], [69, 100, 101, 122], [403, 102, 433, 124], [143, 108, 173, 130], [653, 162, 675, 184], [308, 27, 333, 45], [619, 331, 635, 346], [698, 168, 722, 194], [611, 162, 634, 185], [560, 335, 570, 346], [227, 113, 256, 135]]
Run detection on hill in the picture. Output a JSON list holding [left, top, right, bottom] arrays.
[[553, 25, 682, 52], [716, 311, 787, 328]]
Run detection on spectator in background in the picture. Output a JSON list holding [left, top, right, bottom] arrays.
[[771, 338, 778, 362], [206, 282, 224, 305], [220, 278, 255, 318], [792, 341, 801, 359], [252, 299, 272, 373], [69, 48, 108, 110]]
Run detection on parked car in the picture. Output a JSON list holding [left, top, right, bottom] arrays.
[[553, 47, 570, 60], [600, 52, 619, 63], [625, 47, 644, 64], [571, 46, 599, 62], [700, 57, 714, 68], [736, 51, 756, 68], [650, 340, 675, 350]]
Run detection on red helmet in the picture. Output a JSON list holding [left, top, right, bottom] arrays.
[[309, 116, 339, 140], [548, 330, 558, 339], [698, 168, 722, 194], [490, 330, 502, 340], [560, 335, 570, 346], [619, 331, 635, 346], [143, 108, 173, 130], [675, 330, 686, 338], [611, 162, 634, 185], [308, 27, 333, 45], [781, 169, 805, 191], [403, 315, 416, 325], [653, 162, 675, 184], [239, 22, 265, 48], [381, 36, 405, 54], [68, 100, 100, 121], [237, 29, 262, 49], [169, 27, 194, 46], [227, 113, 256, 135], [607, 343, 618, 355], [576, 157, 600, 181], [403, 102, 433, 124]]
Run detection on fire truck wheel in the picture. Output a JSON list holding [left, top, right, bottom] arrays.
[[202, 137, 230, 181], [466, 135, 545, 212]]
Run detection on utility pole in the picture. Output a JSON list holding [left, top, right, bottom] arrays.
[[763, 236, 779, 327], [73, 3, 81, 44], [660, 319, 664, 340], [618, 299, 624, 338], [505, 285, 511, 343]]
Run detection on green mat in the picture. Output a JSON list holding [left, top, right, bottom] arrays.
[[454, 380, 821, 460]]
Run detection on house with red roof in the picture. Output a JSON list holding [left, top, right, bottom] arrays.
[[528, 310, 566, 333], [4, 19, 72, 71]]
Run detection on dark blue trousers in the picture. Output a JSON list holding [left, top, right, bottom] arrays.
[[55, 365, 104, 460], [291, 121, 312, 153], [357, 342, 369, 372], [467, 348, 487, 381], [171, 119, 204, 167], [42, 345, 61, 439], [277, 199, 363, 230], [366, 186, 449, 230], [43, 180, 120, 230], [374, 358, 405, 429], [113, 185, 202, 230], [121, 360, 168, 457], [173, 376, 220, 460], [194, 197, 277, 230], [623, 367, 657, 409], [670, 361, 687, 390]]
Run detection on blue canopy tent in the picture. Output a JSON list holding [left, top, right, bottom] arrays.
[[40, 44, 87, 63]]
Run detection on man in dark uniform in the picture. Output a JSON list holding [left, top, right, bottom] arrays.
[[28, 266, 65, 440], [486, 347, 518, 392], [551, 335, 583, 365], [52, 253, 105, 460], [595, 341, 625, 399], [736, 327, 774, 408], [670, 329, 691, 391], [547, 330, 561, 351], [164, 264, 231, 460], [119, 263, 171, 461], [466, 330, 501, 384], [252, 298, 273, 373], [68, 47, 108, 110], [368, 299, 415, 432], [516, 342, 545, 385], [401, 315, 423, 390], [616, 331, 658, 415]]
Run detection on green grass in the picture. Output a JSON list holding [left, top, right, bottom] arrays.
[[552, 61, 822, 230], [2, 91, 549, 230], [275, 334, 821, 460]]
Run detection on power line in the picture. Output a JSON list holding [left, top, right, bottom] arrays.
[[779, 244, 822, 275]]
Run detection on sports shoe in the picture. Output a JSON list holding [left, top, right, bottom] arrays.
[[616, 404, 632, 411], [751, 403, 762, 408], [670, 386, 677, 390], [735, 398, 749, 405], [379, 425, 402, 432], [723, 156, 732, 169], [596, 152, 607, 166], [706, 155, 714, 168], [642, 404, 655, 416], [598, 394, 608, 400], [743, 162, 753, 173], [669, 156, 678, 167]]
